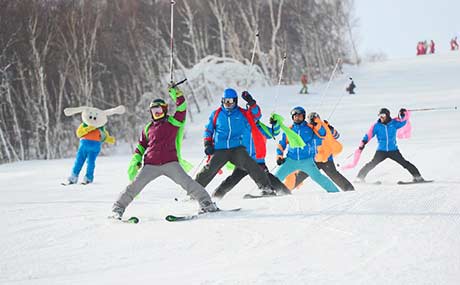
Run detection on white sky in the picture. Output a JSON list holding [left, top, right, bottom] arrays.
[[354, 0, 460, 58]]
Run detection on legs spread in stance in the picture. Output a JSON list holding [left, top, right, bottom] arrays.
[[228, 147, 272, 191], [112, 164, 162, 216], [357, 150, 422, 181], [213, 168, 248, 198], [295, 161, 354, 191], [195, 150, 232, 187], [356, 151, 387, 180]]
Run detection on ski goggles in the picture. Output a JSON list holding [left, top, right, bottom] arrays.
[[150, 106, 164, 114], [222, 98, 235, 104], [378, 113, 387, 118], [291, 110, 305, 116]]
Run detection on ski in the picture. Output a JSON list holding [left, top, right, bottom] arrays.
[[165, 208, 241, 222], [397, 179, 434, 185], [61, 182, 76, 186], [243, 193, 278, 199], [108, 216, 140, 224]]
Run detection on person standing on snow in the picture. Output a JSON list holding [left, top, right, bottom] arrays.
[[212, 91, 291, 199], [355, 108, 425, 183], [299, 73, 309, 94], [274, 107, 340, 193], [286, 112, 354, 191], [195, 88, 275, 196], [346, 77, 356, 94], [110, 86, 218, 220]]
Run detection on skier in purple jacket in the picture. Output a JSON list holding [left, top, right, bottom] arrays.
[[110, 86, 217, 220]]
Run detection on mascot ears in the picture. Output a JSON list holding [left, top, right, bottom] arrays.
[[64, 106, 88, 116], [63, 105, 126, 117], [104, 105, 126, 116]]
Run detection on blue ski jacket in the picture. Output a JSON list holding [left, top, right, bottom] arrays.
[[204, 104, 261, 150], [276, 121, 324, 160], [362, 118, 407, 151]]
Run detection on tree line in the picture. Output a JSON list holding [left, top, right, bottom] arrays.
[[0, 0, 357, 164]]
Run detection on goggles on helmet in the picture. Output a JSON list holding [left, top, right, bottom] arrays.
[[222, 98, 235, 105]]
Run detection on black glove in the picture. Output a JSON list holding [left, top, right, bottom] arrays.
[[276, 156, 285, 165], [204, 141, 214, 155], [399, 108, 407, 119], [269, 117, 277, 125], [358, 141, 366, 150], [241, 91, 256, 106]]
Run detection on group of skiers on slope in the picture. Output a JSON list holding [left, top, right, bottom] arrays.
[[107, 85, 425, 220], [416, 40, 435, 55]]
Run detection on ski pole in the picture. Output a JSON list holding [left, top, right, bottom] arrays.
[[317, 58, 342, 109], [169, 0, 176, 84], [272, 53, 287, 140], [409, 106, 457, 112], [171, 78, 187, 88], [192, 155, 207, 178], [245, 31, 259, 90]]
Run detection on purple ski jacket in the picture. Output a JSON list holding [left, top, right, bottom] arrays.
[[136, 96, 186, 165]]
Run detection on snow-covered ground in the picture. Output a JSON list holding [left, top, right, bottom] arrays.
[[1, 52, 460, 285]]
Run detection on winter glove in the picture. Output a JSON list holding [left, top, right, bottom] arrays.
[[276, 156, 286, 166], [204, 141, 214, 156], [168, 87, 183, 101], [128, 162, 141, 181], [269, 117, 277, 125], [398, 108, 407, 119], [105, 135, 115, 144], [358, 141, 366, 151], [241, 91, 256, 106]]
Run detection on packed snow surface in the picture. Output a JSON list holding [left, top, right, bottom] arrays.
[[1, 52, 459, 284]]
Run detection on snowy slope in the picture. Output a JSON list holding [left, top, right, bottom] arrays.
[[1, 52, 460, 285]]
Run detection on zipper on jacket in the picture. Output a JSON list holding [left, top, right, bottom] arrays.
[[227, 116, 232, 149], [385, 125, 389, 151]]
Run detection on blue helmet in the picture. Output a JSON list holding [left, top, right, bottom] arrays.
[[290, 106, 306, 119], [222, 88, 238, 109]]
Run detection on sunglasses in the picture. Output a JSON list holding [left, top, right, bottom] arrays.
[[222, 98, 235, 104]]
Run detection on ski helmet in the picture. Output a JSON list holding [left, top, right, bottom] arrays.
[[222, 88, 238, 110], [149, 98, 168, 120], [290, 106, 306, 119], [307, 111, 320, 124]]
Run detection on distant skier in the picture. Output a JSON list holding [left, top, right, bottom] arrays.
[[212, 92, 290, 199], [346, 77, 356, 94], [274, 106, 340, 193], [429, 40, 435, 54], [110, 86, 218, 220], [286, 112, 354, 191], [450, 37, 459, 51], [355, 108, 425, 183], [195, 88, 275, 197], [299, 73, 309, 94]]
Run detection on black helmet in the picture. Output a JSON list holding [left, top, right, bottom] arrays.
[[378, 108, 390, 117]]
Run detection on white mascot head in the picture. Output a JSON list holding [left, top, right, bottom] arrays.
[[63, 105, 126, 127]]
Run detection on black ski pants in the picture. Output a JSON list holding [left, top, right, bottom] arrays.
[[213, 163, 291, 198], [295, 160, 355, 191], [195, 146, 272, 190], [357, 150, 421, 179]]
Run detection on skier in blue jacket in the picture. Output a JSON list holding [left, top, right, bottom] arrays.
[[275, 106, 340, 193], [195, 88, 274, 195], [212, 92, 290, 199], [356, 108, 424, 182]]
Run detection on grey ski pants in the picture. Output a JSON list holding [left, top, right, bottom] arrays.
[[113, 161, 212, 211]]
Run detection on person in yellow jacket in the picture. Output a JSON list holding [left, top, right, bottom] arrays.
[[63, 105, 125, 184]]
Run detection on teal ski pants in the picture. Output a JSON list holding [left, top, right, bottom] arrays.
[[275, 157, 340, 193]]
